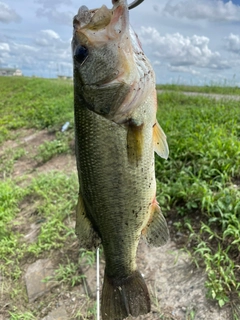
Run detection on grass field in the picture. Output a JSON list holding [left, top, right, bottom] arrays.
[[0, 76, 239, 319], [156, 83, 240, 95], [156, 91, 240, 313]]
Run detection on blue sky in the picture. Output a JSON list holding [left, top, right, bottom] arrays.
[[1, 0, 240, 85]]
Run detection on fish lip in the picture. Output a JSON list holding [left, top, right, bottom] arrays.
[[73, 0, 128, 33]]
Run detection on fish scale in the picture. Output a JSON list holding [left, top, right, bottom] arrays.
[[75, 104, 155, 277], [72, 1, 169, 319]]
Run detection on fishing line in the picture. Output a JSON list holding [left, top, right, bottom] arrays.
[[96, 247, 100, 320]]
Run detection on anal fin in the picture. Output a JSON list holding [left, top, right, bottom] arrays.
[[75, 192, 101, 249], [153, 121, 169, 159], [142, 200, 169, 246]]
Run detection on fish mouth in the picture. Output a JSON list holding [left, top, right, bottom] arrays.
[[73, 0, 144, 31], [73, 5, 111, 31], [73, 0, 128, 34]]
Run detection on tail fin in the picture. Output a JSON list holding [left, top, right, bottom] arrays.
[[101, 270, 150, 320]]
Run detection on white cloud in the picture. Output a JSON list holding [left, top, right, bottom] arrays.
[[152, 60, 161, 66], [163, 0, 240, 22], [0, 42, 10, 64], [35, 0, 73, 8], [168, 65, 200, 75], [139, 27, 230, 71], [1, 0, 239, 83], [225, 33, 240, 54], [35, 0, 73, 25], [34, 29, 71, 64], [36, 8, 73, 25], [35, 29, 61, 46], [0, 2, 22, 23], [0, 28, 71, 75], [0, 42, 10, 51], [0, 41, 37, 67]]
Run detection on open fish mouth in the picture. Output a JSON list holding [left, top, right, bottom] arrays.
[[73, 0, 144, 30], [73, 4, 111, 31]]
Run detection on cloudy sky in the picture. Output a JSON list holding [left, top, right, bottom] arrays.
[[1, 0, 240, 85]]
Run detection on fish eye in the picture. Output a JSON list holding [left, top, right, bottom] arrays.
[[74, 45, 89, 64]]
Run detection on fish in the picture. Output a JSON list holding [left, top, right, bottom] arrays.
[[72, 0, 169, 319]]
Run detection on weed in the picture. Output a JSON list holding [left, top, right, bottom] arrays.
[[79, 248, 96, 267], [156, 83, 240, 95], [46, 258, 86, 287], [25, 172, 78, 255], [149, 284, 176, 319], [0, 76, 73, 143], [8, 310, 36, 320], [0, 147, 26, 178], [0, 179, 25, 241], [156, 91, 240, 307], [35, 131, 73, 163], [1, 78, 240, 318], [186, 306, 196, 320], [73, 296, 97, 320]]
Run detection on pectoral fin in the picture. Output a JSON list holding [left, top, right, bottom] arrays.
[[127, 120, 144, 164], [75, 193, 101, 249], [153, 121, 169, 159], [142, 200, 169, 246]]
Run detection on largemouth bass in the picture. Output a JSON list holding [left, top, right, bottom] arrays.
[[72, 0, 169, 319]]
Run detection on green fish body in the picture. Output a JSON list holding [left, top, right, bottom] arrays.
[[72, 1, 169, 319]]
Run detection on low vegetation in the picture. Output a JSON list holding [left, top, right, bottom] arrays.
[[156, 83, 240, 95], [0, 76, 73, 144], [0, 76, 239, 319], [156, 91, 240, 317]]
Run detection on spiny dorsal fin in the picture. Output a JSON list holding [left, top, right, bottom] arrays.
[[153, 121, 169, 159]]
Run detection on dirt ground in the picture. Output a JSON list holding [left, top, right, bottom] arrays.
[[0, 129, 232, 320]]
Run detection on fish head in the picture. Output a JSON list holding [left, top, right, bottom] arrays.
[[72, 0, 133, 86], [72, 0, 156, 123]]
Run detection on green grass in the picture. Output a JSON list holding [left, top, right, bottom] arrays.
[[0, 77, 239, 318], [156, 83, 240, 95], [9, 311, 36, 320], [25, 171, 78, 255], [156, 91, 240, 309], [35, 131, 73, 163], [0, 76, 73, 144], [0, 171, 79, 318], [0, 171, 78, 260], [0, 77, 78, 318], [0, 179, 26, 239]]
